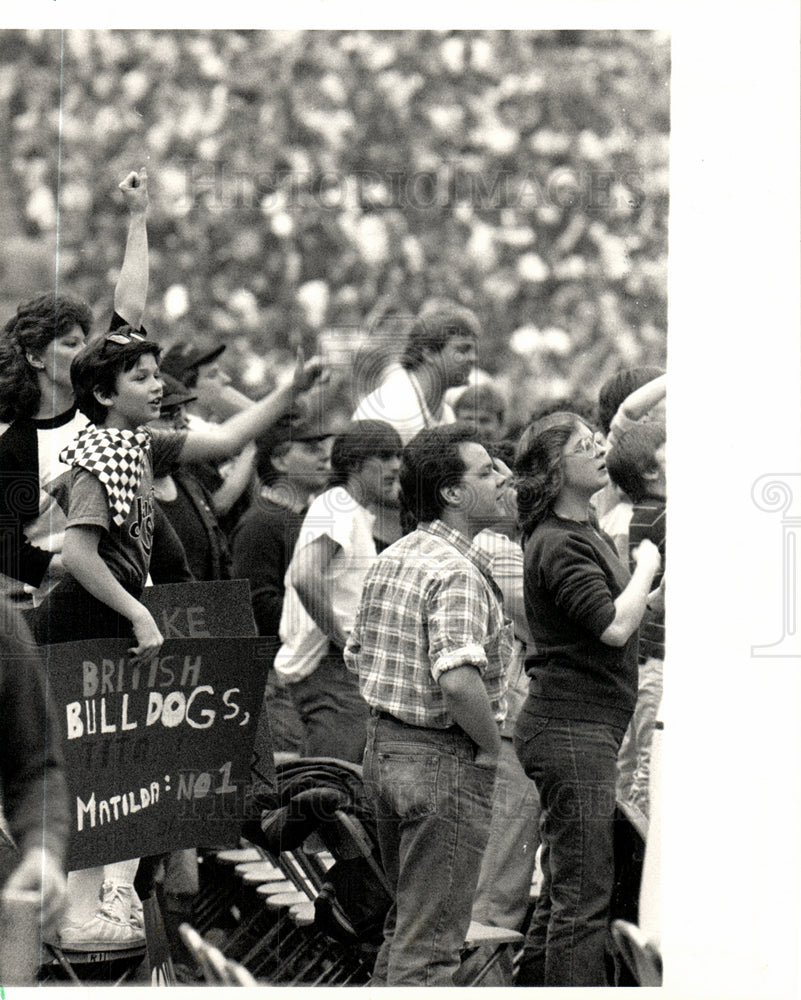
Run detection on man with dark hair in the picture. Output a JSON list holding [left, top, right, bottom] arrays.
[[274, 419, 402, 763], [352, 301, 479, 444], [344, 424, 511, 986]]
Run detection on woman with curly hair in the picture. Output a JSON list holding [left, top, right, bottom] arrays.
[[0, 169, 149, 603], [512, 411, 661, 987]]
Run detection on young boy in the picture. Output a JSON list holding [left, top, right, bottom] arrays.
[[35, 330, 323, 661], [31, 329, 323, 949]]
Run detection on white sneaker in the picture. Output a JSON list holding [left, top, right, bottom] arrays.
[[59, 881, 146, 951]]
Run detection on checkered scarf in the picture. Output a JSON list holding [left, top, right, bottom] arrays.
[[60, 426, 152, 527]]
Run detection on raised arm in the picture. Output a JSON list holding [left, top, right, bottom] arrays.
[[178, 354, 326, 464], [113, 168, 149, 329], [621, 373, 666, 422]]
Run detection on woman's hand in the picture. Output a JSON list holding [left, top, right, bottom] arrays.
[[632, 538, 661, 576]]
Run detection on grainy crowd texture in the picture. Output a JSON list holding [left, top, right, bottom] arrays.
[[0, 29, 668, 423]]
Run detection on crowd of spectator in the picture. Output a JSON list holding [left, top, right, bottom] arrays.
[[0, 28, 668, 427]]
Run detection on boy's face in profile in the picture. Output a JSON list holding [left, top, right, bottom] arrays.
[[101, 353, 163, 430]]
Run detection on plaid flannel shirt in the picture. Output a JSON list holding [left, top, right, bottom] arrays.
[[344, 519, 511, 728]]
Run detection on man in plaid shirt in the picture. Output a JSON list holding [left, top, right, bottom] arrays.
[[345, 425, 512, 986]]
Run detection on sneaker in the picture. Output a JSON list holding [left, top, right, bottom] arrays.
[[129, 887, 144, 930], [59, 881, 146, 952]]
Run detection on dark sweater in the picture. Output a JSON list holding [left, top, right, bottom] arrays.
[[230, 496, 306, 640], [522, 512, 638, 729]]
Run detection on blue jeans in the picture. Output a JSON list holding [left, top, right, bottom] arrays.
[[471, 737, 541, 931], [288, 648, 370, 764], [513, 710, 625, 986], [363, 714, 496, 986]]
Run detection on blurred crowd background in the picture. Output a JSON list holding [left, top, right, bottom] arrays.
[[0, 28, 668, 426]]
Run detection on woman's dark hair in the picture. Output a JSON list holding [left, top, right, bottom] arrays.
[[0, 293, 93, 422], [329, 420, 402, 488], [596, 366, 665, 436], [514, 411, 587, 543], [399, 423, 476, 525], [71, 328, 160, 425]]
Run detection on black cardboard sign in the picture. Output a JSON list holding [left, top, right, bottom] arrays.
[[42, 580, 266, 869]]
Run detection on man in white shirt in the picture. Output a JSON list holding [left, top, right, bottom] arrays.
[[274, 419, 403, 763], [352, 301, 480, 445]]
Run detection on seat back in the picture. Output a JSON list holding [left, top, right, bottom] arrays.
[[610, 919, 662, 987], [178, 923, 258, 986]]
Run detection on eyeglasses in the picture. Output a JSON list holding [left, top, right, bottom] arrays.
[[103, 330, 146, 348], [566, 434, 604, 458]]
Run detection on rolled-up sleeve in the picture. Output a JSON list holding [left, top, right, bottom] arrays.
[[426, 569, 490, 681]]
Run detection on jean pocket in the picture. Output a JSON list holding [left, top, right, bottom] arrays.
[[376, 751, 440, 819], [514, 713, 551, 745]]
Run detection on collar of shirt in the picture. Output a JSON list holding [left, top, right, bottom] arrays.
[[419, 520, 501, 600]]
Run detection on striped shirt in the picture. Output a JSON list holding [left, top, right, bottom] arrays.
[[344, 520, 511, 728]]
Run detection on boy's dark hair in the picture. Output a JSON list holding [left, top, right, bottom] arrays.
[[0, 293, 93, 422], [329, 421, 402, 488], [400, 301, 480, 371], [596, 366, 665, 435], [606, 421, 666, 503], [71, 328, 160, 425], [399, 424, 477, 525]]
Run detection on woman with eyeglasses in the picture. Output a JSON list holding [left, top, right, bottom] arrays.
[[512, 411, 661, 987]]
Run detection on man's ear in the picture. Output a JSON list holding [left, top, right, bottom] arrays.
[[440, 482, 463, 509], [25, 351, 45, 370]]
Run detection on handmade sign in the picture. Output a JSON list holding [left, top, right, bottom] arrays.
[[42, 580, 268, 869]]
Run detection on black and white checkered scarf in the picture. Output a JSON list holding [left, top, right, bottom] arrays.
[[60, 426, 152, 527]]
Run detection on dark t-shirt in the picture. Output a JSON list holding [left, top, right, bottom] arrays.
[[230, 495, 306, 640], [522, 512, 639, 729], [157, 471, 232, 581], [66, 428, 186, 595]]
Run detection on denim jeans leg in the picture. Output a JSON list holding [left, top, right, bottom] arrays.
[[514, 825, 550, 986], [288, 650, 369, 763], [515, 713, 624, 987], [471, 737, 541, 931], [363, 717, 495, 987]]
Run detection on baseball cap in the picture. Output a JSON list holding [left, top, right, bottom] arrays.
[[159, 373, 198, 411], [160, 342, 226, 381]]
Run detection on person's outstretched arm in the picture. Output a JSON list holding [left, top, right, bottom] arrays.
[[178, 353, 326, 464], [609, 374, 667, 444], [113, 168, 149, 329]]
